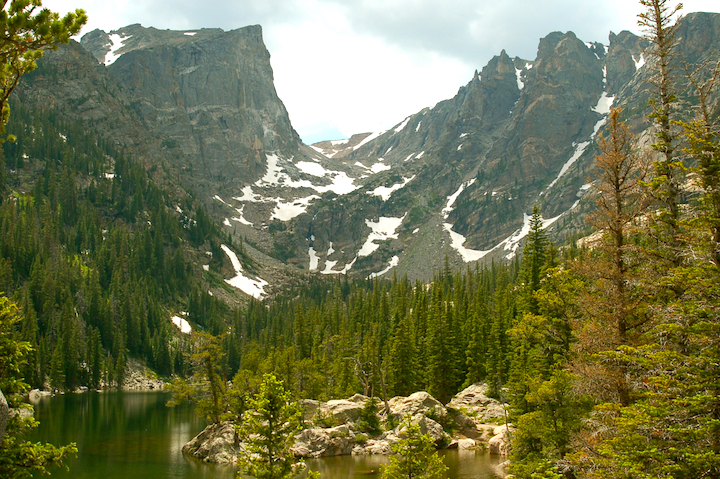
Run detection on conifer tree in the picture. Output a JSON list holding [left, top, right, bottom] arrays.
[[639, 0, 684, 265], [571, 107, 649, 407], [381, 414, 447, 479], [0, 294, 77, 478], [518, 205, 549, 315], [0, 1, 86, 138], [236, 374, 310, 479]]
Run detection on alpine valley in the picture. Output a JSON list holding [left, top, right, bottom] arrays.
[[12, 13, 720, 292]]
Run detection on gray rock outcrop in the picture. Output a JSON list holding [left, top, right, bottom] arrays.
[[447, 383, 507, 422], [317, 394, 367, 424], [183, 421, 242, 464], [488, 425, 514, 456], [387, 391, 447, 423], [292, 424, 356, 458]]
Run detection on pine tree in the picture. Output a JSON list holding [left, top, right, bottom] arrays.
[[167, 332, 229, 424], [518, 205, 549, 315], [0, 294, 77, 478], [0, 1, 86, 138], [638, 0, 684, 266], [381, 414, 447, 479], [236, 374, 309, 479]]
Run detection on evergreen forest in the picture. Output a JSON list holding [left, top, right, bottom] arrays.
[[0, 0, 718, 477]]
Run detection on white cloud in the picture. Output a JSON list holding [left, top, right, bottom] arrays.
[[42, 0, 720, 143]]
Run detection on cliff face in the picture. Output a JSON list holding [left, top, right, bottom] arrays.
[[14, 14, 720, 286], [81, 24, 303, 191], [295, 13, 720, 279]]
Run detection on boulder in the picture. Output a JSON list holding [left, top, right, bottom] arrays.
[[447, 383, 507, 422], [449, 438, 477, 450], [391, 414, 450, 448], [301, 399, 320, 422], [317, 394, 367, 425], [183, 422, 241, 464], [488, 425, 514, 456], [291, 424, 356, 458], [27, 389, 52, 404], [388, 391, 447, 423], [352, 438, 393, 455]]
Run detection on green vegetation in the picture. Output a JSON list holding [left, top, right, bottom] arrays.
[[0, 1, 717, 478], [0, 99, 237, 391], [381, 414, 447, 479], [0, 0, 86, 140], [236, 373, 311, 479], [0, 294, 77, 478]]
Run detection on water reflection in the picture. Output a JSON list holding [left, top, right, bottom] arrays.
[[30, 392, 502, 479]]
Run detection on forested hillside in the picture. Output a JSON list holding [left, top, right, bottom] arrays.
[[0, 100, 247, 390], [0, 0, 718, 477]]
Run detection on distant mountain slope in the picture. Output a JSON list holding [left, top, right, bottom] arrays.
[[14, 13, 720, 286]]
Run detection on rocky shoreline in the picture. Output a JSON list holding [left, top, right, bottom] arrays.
[[183, 383, 513, 469], [27, 359, 166, 401]]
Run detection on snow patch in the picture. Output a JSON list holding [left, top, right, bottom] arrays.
[[255, 153, 357, 196], [358, 215, 406, 258], [394, 116, 412, 133], [497, 212, 561, 259], [442, 179, 476, 218], [545, 141, 590, 192], [415, 121, 422, 132], [633, 53, 645, 70], [443, 223, 491, 262], [592, 92, 615, 115], [104, 34, 131, 66], [233, 186, 267, 203], [221, 244, 268, 299], [320, 242, 357, 275], [415, 151, 425, 159], [271, 195, 320, 221], [308, 246, 319, 271], [370, 161, 391, 173], [353, 131, 385, 151], [544, 94, 614, 194], [184, 32, 197, 36], [231, 205, 253, 226], [171, 315, 192, 334], [515, 67, 524, 90], [370, 176, 415, 201], [296, 161, 328, 177], [368, 255, 400, 279]]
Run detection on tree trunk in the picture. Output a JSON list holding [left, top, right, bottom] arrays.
[[0, 388, 8, 439]]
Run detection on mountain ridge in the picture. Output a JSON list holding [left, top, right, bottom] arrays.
[[13, 13, 720, 288]]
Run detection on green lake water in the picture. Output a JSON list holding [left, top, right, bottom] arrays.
[[29, 391, 503, 478]]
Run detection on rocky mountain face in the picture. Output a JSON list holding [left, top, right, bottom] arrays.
[[80, 24, 303, 192], [301, 12, 720, 279], [14, 13, 720, 288]]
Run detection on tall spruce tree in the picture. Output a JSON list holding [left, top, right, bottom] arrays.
[[639, 0, 685, 265], [236, 374, 310, 479]]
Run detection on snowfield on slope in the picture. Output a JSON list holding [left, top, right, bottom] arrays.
[[221, 244, 268, 299]]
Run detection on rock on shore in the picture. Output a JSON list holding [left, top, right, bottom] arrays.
[[183, 383, 511, 464]]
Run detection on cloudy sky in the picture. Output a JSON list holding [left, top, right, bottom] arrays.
[[43, 0, 720, 144]]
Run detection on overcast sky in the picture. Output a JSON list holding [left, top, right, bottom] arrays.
[[43, 0, 720, 144]]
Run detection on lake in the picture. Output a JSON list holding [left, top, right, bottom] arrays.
[[29, 391, 503, 478]]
